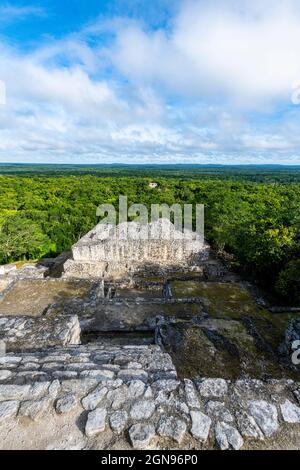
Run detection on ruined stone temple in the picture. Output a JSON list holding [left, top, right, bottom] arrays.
[[0, 219, 300, 450], [63, 218, 209, 279]]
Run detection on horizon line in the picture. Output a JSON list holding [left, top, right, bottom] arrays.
[[1, 162, 300, 168]]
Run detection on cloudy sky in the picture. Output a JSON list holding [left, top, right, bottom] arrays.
[[0, 0, 300, 164]]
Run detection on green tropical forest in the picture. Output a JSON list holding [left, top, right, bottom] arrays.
[[0, 164, 299, 305]]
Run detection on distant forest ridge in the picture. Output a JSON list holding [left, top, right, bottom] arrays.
[[1, 163, 300, 182]]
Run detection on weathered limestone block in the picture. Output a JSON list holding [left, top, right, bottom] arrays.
[[0, 355, 22, 365], [0, 370, 12, 381], [155, 391, 189, 415], [79, 369, 115, 381], [30, 381, 51, 398], [55, 394, 77, 414], [190, 410, 211, 442], [61, 378, 98, 396], [128, 380, 146, 399], [157, 415, 187, 444], [85, 408, 107, 437], [184, 379, 201, 409], [107, 385, 129, 410], [48, 380, 61, 398], [118, 369, 148, 382], [197, 379, 228, 398], [248, 400, 278, 437], [127, 362, 143, 370], [233, 379, 266, 399], [215, 422, 244, 450], [152, 379, 180, 393], [82, 386, 108, 411], [235, 410, 264, 439], [65, 362, 98, 372], [130, 399, 155, 420], [18, 371, 49, 382], [53, 371, 78, 380], [280, 400, 300, 423], [109, 410, 128, 434], [129, 423, 155, 449], [205, 401, 234, 423], [19, 363, 40, 371], [0, 384, 31, 400]]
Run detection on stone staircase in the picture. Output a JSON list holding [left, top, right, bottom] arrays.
[[0, 344, 300, 450]]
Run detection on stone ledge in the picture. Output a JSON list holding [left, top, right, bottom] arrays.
[[0, 315, 81, 352]]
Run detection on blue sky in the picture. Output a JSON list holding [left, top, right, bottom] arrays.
[[0, 0, 300, 164]]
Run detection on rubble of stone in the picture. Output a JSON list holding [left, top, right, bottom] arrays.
[[64, 219, 209, 279], [0, 344, 300, 450], [0, 264, 48, 280], [0, 315, 80, 352]]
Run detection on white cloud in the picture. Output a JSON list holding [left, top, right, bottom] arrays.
[[0, 0, 300, 164], [241, 134, 291, 151], [0, 4, 44, 22], [107, 0, 300, 107]]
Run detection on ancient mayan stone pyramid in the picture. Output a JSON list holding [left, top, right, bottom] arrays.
[[64, 218, 209, 279]]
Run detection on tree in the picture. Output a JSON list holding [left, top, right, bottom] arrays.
[[276, 260, 300, 305], [0, 216, 54, 263]]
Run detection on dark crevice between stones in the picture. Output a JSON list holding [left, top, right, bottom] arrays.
[[81, 330, 155, 346], [201, 327, 240, 359]]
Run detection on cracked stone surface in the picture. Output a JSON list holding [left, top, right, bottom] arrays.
[[205, 401, 234, 423], [82, 386, 108, 411], [235, 410, 264, 439], [215, 422, 244, 450], [248, 400, 278, 437], [55, 394, 77, 414], [157, 415, 187, 444]]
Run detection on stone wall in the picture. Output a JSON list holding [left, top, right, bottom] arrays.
[[0, 315, 81, 352], [0, 344, 300, 450]]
